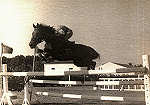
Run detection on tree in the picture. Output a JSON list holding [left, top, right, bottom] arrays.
[[2, 55, 44, 91]]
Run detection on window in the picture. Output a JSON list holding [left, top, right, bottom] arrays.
[[69, 68, 73, 70], [51, 68, 55, 70]]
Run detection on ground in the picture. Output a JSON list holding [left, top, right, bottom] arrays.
[[8, 86, 145, 105]]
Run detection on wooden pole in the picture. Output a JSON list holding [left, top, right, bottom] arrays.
[[0, 43, 2, 96], [143, 55, 150, 105]]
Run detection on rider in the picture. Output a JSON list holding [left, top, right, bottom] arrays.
[[52, 25, 73, 40]]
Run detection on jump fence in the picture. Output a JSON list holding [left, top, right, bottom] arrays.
[[0, 55, 149, 105]]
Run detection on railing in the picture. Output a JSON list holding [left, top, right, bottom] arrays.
[[98, 77, 145, 91]]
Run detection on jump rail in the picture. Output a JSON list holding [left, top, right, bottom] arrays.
[[30, 79, 144, 85], [0, 67, 147, 77], [35, 91, 144, 102], [98, 77, 145, 91]]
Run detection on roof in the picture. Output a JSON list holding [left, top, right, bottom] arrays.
[[113, 62, 131, 68], [45, 60, 74, 64], [101, 62, 132, 68]]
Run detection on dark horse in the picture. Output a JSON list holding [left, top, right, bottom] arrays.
[[29, 23, 100, 70]]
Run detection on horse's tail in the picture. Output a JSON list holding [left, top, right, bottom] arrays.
[[97, 53, 100, 62], [97, 53, 100, 59]]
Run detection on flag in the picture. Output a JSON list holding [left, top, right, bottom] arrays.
[[1, 43, 13, 54]]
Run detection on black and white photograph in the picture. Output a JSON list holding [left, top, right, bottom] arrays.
[[0, 0, 150, 105]]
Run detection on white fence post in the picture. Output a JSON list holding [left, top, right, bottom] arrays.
[[0, 43, 2, 97], [0, 64, 13, 105], [0, 57, 2, 97], [143, 55, 150, 105], [22, 78, 30, 105], [144, 75, 150, 105], [142, 55, 150, 70]]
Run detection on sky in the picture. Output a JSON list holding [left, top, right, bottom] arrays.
[[0, 0, 150, 64]]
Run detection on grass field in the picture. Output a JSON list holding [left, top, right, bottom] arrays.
[[8, 86, 146, 105]]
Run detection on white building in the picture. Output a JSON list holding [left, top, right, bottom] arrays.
[[44, 61, 87, 74], [96, 62, 129, 73]]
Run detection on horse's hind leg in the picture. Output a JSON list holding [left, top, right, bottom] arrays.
[[87, 61, 96, 70]]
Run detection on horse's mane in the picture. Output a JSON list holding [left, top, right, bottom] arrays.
[[38, 23, 55, 34]]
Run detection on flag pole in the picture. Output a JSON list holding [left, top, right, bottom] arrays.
[[0, 43, 13, 97], [29, 47, 36, 101]]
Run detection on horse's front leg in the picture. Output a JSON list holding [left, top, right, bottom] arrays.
[[38, 52, 47, 62], [43, 49, 55, 62]]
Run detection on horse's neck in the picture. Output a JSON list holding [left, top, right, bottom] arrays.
[[44, 42, 52, 50]]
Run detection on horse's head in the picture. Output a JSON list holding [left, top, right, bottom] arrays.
[[29, 23, 55, 49]]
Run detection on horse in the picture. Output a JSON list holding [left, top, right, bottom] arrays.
[[29, 23, 100, 70]]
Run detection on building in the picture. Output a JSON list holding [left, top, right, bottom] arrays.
[[97, 62, 129, 73], [44, 61, 87, 74]]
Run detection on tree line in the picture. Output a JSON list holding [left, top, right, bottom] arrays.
[[2, 55, 44, 91]]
